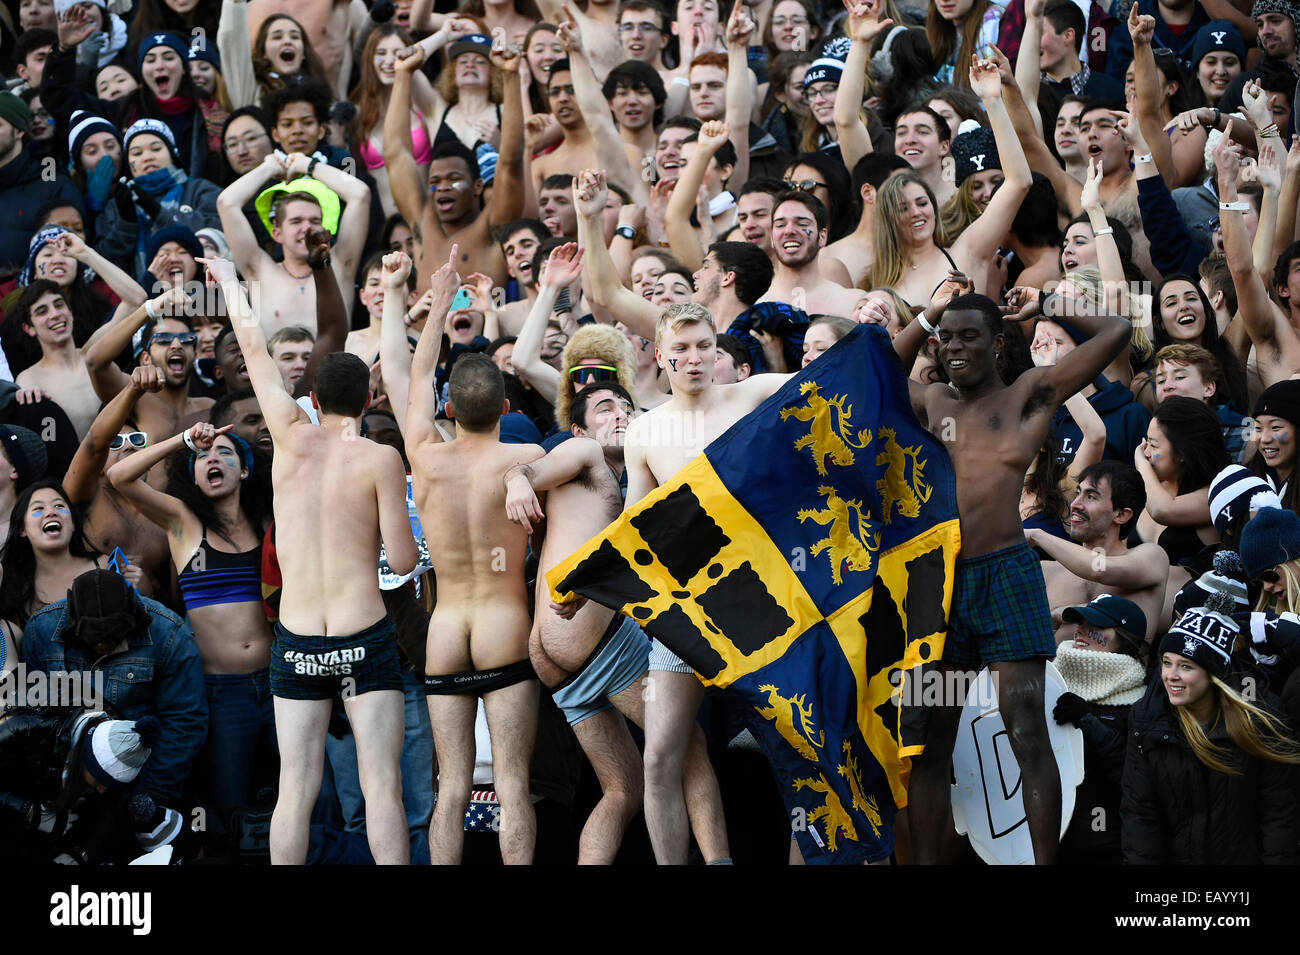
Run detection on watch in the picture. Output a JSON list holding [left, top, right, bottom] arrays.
[[614, 225, 637, 241]]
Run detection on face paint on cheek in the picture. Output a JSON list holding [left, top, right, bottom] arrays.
[[801, 228, 814, 240], [669, 358, 678, 371]]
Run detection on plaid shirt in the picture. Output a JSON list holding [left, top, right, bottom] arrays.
[[1044, 62, 1094, 96], [999, 0, 1120, 74]]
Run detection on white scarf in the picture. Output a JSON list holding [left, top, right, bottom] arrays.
[[1053, 643, 1147, 706]]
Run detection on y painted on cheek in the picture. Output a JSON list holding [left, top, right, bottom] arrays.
[[668, 358, 678, 371]]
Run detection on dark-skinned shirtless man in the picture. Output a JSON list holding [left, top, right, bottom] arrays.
[[894, 273, 1132, 864]]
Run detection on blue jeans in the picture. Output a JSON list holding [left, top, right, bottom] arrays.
[[323, 667, 434, 864], [202, 669, 277, 830]]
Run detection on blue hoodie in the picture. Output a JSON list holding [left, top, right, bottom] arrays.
[[1052, 376, 1152, 465]]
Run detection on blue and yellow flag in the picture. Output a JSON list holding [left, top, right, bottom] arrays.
[[547, 324, 960, 864]]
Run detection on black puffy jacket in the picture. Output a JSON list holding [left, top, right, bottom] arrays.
[[1121, 675, 1299, 865]]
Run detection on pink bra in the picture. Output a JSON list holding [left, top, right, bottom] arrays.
[[360, 112, 432, 170]]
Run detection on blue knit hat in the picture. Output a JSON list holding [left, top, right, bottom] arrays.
[[66, 110, 118, 162], [1159, 592, 1238, 680], [802, 56, 844, 89], [187, 34, 220, 70], [137, 31, 189, 72], [146, 224, 202, 263], [124, 117, 179, 165], [18, 226, 89, 287], [1240, 505, 1300, 578], [1190, 20, 1246, 68]]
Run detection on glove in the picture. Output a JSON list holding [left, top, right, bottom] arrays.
[[1233, 610, 1300, 655], [86, 155, 115, 212], [126, 179, 163, 220], [370, 0, 395, 23], [1053, 691, 1089, 726], [76, 31, 108, 67]]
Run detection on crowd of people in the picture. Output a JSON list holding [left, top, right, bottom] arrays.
[[1, 0, 1300, 866]]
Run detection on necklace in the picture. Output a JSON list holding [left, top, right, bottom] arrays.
[[284, 264, 312, 294]]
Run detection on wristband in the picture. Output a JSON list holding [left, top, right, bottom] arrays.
[[1210, 108, 1221, 128], [1219, 201, 1250, 211], [554, 287, 572, 314], [917, 312, 936, 334], [183, 430, 200, 453], [576, 313, 596, 326], [614, 225, 637, 241], [1134, 153, 1153, 165], [1092, 226, 1114, 237], [145, 299, 158, 321], [1257, 123, 1280, 139], [307, 157, 320, 177]]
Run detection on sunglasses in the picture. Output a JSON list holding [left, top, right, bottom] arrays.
[[568, 363, 619, 385], [1256, 570, 1281, 586], [110, 432, 148, 451], [150, 331, 197, 348], [784, 178, 825, 194]]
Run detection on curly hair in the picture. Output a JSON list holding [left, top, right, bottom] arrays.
[[163, 436, 273, 548]]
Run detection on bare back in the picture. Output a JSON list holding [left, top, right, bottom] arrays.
[[272, 424, 397, 635], [412, 436, 543, 669]]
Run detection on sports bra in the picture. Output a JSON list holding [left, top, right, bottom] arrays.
[[360, 111, 432, 170], [177, 530, 264, 611], [433, 102, 502, 151]]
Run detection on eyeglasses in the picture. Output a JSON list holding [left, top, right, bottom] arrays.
[[110, 432, 148, 451], [784, 178, 826, 194], [618, 22, 663, 35], [568, 363, 619, 385], [150, 331, 197, 348], [802, 84, 837, 103], [547, 84, 576, 97], [224, 132, 268, 152]]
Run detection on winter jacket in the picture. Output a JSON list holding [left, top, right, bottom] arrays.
[[1121, 673, 1299, 864], [0, 149, 86, 275], [93, 175, 223, 276], [1144, 175, 1211, 275], [1052, 376, 1152, 466]]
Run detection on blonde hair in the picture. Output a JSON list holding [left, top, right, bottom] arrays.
[[869, 173, 949, 291], [556, 325, 638, 430], [809, 314, 856, 340], [1254, 559, 1300, 615], [1062, 266, 1153, 362], [654, 302, 716, 351], [939, 177, 982, 242], [1172, 673, 1300, 775]]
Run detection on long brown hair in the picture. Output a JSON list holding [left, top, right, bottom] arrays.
[[351, 24, 413, 139], [869, 172, 950, 290], [458, 0, 544, 23], [926, 0, 996, 90], [253, 14, 330, 95]]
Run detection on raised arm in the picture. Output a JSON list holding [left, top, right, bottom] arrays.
[[574, 169, 659, 340], [557, 9, 646, 206], [1128, 9, 1177, 187], [666, 120, 730, 270], [56, 231, 147, 319], [215, 153, 283, 280], [723, 0, 758, 186], [378, 251, 416, 427], [406, 246, 461, 445], [64, 366, 163, 505], [282, 153, 371, 278], [1030, 323, 1107, 480], [375, 443, 417, 576], [82, 287, 188, 400], [486, 40, 527, 228], [106, 421, 225, 537], [1027, 527, 1169, 589], [1076, 157, 1128, 316], [1275, 135, 1300, 269], [952, 55, 1033, 268], [383, 45, 432, 235], [1133, 443, 1212, 526], [833, 0, 892, 172], [992, 45, 1082, 216], [217, 0, 258, 109], [203, 257, 305, 443], [1013, 0, 1045, 137], [1218, 125, 1300, 369], [1004, 286, 1132, 402], [503, 434, 605, 528], [513, 244, 577, 403]]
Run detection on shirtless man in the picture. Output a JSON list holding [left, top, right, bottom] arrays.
[[387, 247, 545, 865], [493, 219, 550, 335], [83, 286, 215, 443], [217, 151, 371, 336], [608, 300, 793, 864], [894, 280, 1131, 864], [503, 382, 656, 863], [757, 192, 863, 316], [1030, 461, 1168, 645], [13, 281, 101, 440], [61, 367, 174, 604], [615, 0, 690, 117], [206, 255, 418, 866], [385, 39, 523, 293]]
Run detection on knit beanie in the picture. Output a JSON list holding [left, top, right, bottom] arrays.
[[55, 0, 105, 13], [1252, 0, 1300, 30], [82, 715, 160, 787], [1190, 20, 1247, 68], [802, 56, 844, 89], [67, 110, 118, 163], [124, 117, 180, 166], [1209, 464, 1274, 537], [1240, 505, 1300, 577], [128, 791, 183, 851], [145, 224, 202, 262], [1159, 591, 1239, 679], [187, 35, 220, 70], [0, 90, 32, 134], [19, 225, 76, 287], [136, 31, 189, 72], [0, 424, 48, 489], [1172, 549, 1250, 622], [1254, 378, 1300, 425], [951, 124, 1000, 186]]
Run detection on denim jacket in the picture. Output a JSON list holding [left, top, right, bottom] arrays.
[[21, 596, 208, 806]]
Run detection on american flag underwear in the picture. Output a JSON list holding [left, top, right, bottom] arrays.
[[464, 791, 500, 832]]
